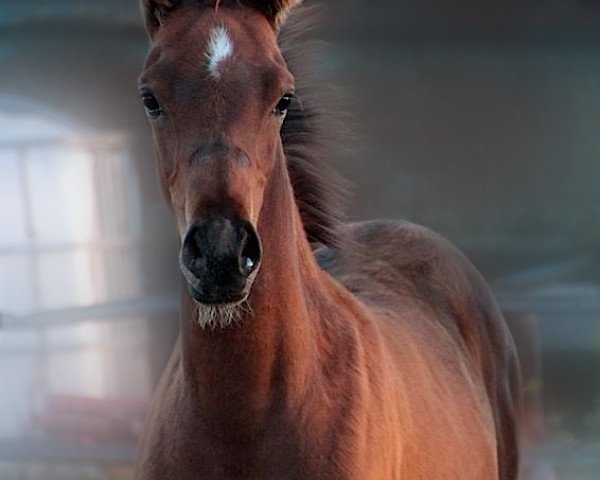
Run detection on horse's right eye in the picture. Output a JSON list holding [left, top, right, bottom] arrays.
[[141, 92, 163, 118]]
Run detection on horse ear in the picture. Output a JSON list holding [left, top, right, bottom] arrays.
[[140, 0, 186, 38], [243, 0, 303, 29], [140, 1, 303, 37]]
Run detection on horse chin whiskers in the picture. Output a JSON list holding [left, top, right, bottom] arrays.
[[193, 299, 253, 330]]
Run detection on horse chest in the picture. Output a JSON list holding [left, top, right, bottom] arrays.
[[138, 385, 377, 480]]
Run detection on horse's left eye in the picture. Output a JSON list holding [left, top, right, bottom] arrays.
[[274, 93, 294, 117], [141, 92, 163, 118]]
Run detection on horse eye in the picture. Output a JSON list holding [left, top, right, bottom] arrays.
[[141, 92, 163, 118], [274, 93, 294, 117]]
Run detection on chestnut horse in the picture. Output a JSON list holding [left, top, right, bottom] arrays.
[[134, 1, 521, 479]]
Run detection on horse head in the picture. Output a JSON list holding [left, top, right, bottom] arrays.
[[139, 0, 302, 313]]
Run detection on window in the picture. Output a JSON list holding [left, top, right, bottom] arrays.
[[0, 100, 141, 316]]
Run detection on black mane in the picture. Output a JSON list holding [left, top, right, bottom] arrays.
[[278, 7, 350, 249]]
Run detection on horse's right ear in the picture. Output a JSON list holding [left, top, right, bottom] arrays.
[[240, 0, 303, 30], [140, 0, 186, 38]]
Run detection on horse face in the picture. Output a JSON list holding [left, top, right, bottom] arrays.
[[139, 4, 295, 307]]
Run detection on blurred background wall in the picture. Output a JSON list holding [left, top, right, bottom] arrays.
[[0, 1, 599, 479]]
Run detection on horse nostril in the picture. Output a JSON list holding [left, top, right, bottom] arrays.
[[181, 226, 203, 267], [239, 222, 262, 276]]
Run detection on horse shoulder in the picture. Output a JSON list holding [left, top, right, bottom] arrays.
[[318, 219, 521, 479]]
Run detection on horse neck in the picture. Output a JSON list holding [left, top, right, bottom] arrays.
[[179, 152, 328, 415]]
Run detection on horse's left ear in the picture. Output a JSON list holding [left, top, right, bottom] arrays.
[[243, 0, 303, 29]]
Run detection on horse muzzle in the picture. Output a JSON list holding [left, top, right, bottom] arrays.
[[179, 217, 262, 305]]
